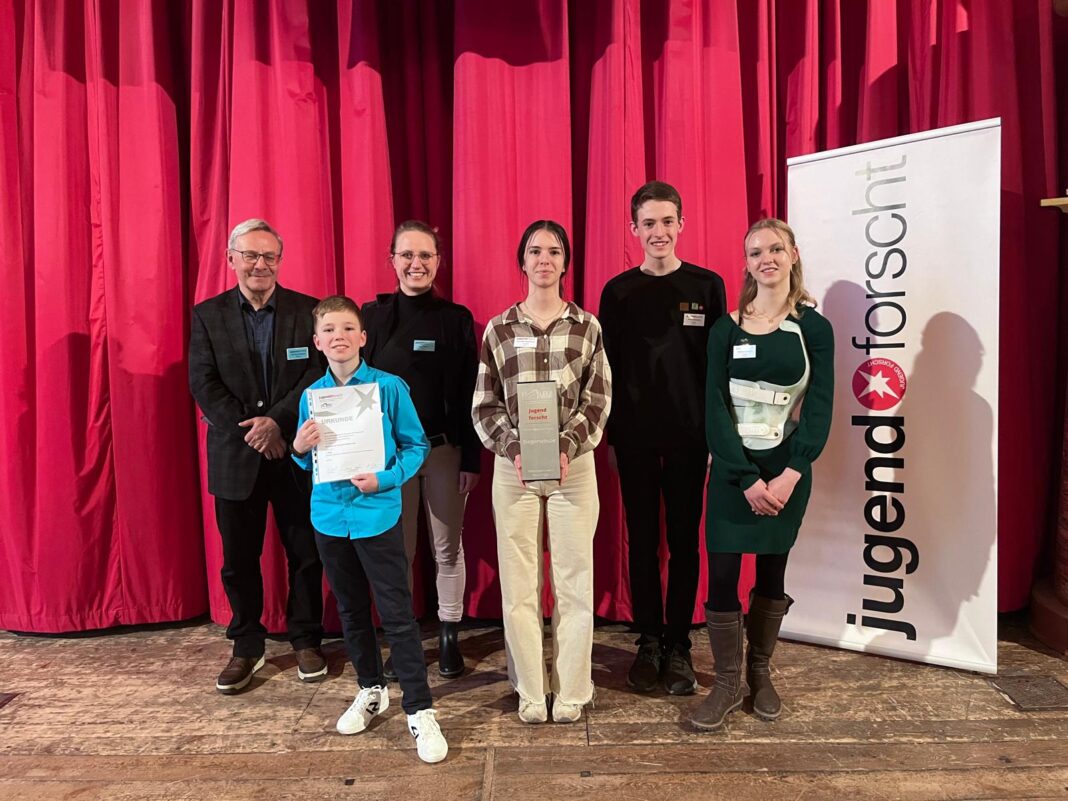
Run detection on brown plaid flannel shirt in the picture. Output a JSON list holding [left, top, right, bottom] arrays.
[[472, 302, 612, 462]]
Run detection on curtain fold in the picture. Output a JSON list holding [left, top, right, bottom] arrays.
[[570, 0, 645, 621], [2, 0, 1062, 632]]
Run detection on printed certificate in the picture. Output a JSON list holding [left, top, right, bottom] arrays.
[[307, 383, 385, 484]]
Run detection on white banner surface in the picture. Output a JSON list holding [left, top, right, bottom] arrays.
[[783, 119, 1000, 673]]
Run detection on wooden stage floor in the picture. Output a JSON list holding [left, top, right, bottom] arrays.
[[0, 618, 1065, 800]]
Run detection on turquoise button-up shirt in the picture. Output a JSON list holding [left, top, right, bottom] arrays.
[[293, 361, 429, 539]]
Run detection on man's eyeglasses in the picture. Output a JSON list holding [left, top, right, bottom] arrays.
[[231, 249, 280, 266], [392, 251, 438, 264]]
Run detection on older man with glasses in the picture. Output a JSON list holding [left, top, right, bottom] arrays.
[[189, 218, 327, 694]]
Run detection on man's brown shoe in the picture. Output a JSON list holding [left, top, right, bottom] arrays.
[[295, 647, 328, 682], [216, 655, 265, 694]]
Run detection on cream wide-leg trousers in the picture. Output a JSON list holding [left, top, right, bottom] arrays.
[[491, 450, 598, 706]]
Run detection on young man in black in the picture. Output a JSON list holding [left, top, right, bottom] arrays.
[[598, 182, 727, 694]]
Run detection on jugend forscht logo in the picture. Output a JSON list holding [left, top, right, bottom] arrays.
[[845, 153, 919, 644], [851, 358, 906, 411]]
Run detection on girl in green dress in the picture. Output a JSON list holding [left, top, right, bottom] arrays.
[[689, 218, 834, 731]]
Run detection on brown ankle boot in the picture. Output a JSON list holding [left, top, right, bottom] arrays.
[[688, 609, 744, 731], [746, 593, 793, 720]]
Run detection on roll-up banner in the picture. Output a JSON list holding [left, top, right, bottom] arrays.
[[783, 119, 1000, 674]]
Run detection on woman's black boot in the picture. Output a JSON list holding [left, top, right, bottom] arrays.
[[438, 621, 465, 678]]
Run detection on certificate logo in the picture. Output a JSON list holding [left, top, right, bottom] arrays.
[[852, 358, 907, 411]]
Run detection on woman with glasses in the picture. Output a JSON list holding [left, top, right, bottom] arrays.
[[361, 220, 481, 679], [471, 220, 611, 724]]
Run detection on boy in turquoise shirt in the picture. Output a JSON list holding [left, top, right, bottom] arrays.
[[292, 295, 446, 764]]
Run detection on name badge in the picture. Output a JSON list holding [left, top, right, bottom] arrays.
[[514, 336, 538, 349], [683, 313, 706, 327], [413, 340, 436, 352], [733, 344, 756, 359], [286, 347, 309, 360]]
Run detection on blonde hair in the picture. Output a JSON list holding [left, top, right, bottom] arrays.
[[738, 218, 815, 321], [312, 295, 363, 328]]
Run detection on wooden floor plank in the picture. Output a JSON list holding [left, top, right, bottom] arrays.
[[490, 740, 1068, 774], [586, 716, 1068, 746], [0, 774, 485, 801], [12, 739, 1058, 783], [0, 749, 486, 780], [0, 724, 588, 757], [489, 767, 1068, 801]]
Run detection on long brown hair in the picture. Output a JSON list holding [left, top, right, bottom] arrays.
[[738, 217, 816, 321]]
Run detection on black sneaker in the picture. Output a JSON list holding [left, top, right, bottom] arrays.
[[627, 640, 662, 693], [383, 655, 398, 683], [662, 643, 698, 696]]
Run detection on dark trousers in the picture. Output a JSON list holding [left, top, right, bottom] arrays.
[[706, 551, 790, 612], [214, 459, 324, 659], [616, 445, 708, 649], [315, 523, 433, 714]]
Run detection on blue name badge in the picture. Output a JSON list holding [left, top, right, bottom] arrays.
[[413, 340, 436, 352], [286, 347, 309, 360]]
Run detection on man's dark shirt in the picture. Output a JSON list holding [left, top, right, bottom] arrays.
[[239, 291, 276, 398]]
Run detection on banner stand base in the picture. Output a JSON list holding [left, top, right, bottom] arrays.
[[1030, 578, 1068, 657]]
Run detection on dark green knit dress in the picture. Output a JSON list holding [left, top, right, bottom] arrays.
[[705, 307, 834, 554]]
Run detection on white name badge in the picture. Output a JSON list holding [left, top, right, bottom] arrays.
[[413, 340, 436, 352], [286, 347, 309, 360], [683, 313, 706, 327], [514, 336, 538, 349], [733, 344, 756, 359]]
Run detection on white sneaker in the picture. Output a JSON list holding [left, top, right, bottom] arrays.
[[407, 708, 448, 764], [552, 686, 595, 723], [336, 685, 388, 735], [551, 698, 584, 723], [517, 696, 548, 724]]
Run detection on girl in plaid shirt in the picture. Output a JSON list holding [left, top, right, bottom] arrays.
[[471, 220, 612, 725]]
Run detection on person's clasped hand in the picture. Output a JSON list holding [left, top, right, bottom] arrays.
[[743, 479, 784, 516], [240, 416, 285, 459]]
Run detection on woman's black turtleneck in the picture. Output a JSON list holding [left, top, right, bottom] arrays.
[[393, 287, 433, 329], [377, 290, 447, 442], [362, 288, 482, 473]]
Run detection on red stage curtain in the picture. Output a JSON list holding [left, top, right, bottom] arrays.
[[0, 0, 206, 631], [2, 1, 1063, 632]]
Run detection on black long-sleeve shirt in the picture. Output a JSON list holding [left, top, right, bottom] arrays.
[[598, 262, 727, 449], [362, 291, 482, 474]]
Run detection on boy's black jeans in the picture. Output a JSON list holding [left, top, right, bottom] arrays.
[[315, 522, 433, 714]]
